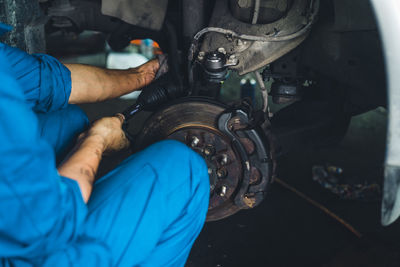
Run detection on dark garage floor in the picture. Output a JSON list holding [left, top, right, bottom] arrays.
[[80, 98, 400, 267]]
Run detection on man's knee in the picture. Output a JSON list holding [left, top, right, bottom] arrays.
[[139, 140, 210, 211], [147, 140, 208, 183], [144, 140, 209, 229], [62, 105, 89, 130]]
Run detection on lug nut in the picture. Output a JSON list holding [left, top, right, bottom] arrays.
[[198, 51, 205, 60], [220, 154, 228, 165], [208, 168, 213, 175], [191, 136, 200, 147], [219, 185, 227, 197], [204, 145, 215, 156], [216, 168, 227, 178], [217, 47, 226, 54]]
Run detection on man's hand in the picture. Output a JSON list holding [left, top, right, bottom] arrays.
[[58, 115, 129, 202], [129, 59, 160, 89], [66, 59, 160, 104], [83, 115, 130, 154]]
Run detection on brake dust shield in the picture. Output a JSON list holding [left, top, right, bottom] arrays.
[[134, 99, 273, 221]]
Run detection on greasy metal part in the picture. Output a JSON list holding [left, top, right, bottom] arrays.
[[169, 127, 242, 218], [371, 0, 400, 226], [270, 82, 303, 104], [47, 0, 122, 33], [101, 0, 168, 31], [218, 108, 272, 209], [251, 0, 260, 24], [134, 99, 273, 221], [261, 48, 305, 105], [205, 52, 227, 71], [48, 0, 74, 28], [0, 0, 46, 53], [194, 0, 319, 75], [254, 71, 268, 113], [229, 0, 289, 24], [202, 51, 229, 83], [183, 0, 206, 44]]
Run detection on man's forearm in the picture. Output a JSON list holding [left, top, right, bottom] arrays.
[[57, 135, 105, 203], [65, 60, 158, 104]]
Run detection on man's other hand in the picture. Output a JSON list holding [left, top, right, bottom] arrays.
[[84, 115, 130, 154]]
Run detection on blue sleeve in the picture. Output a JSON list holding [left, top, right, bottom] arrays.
[[0, 55, 109, 263], [0, 43, 71, 112]]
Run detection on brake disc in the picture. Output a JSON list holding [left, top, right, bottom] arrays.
[[134, 98, 274, 221]]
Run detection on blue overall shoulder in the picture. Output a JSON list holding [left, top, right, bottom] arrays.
[[0, 54, 109, 264], [0, 43, 72, 112]]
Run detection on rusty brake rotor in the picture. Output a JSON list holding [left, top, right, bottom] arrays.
[[134, 98, 273, 221]]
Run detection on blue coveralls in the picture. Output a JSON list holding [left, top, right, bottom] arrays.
[[0, 24, 209, 266]]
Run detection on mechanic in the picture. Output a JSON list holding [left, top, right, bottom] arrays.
[[0, 23, 209, 266]]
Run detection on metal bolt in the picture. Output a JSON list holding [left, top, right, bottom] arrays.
[[245, 161, 250, 171], [219, 185, 227, 197], [204, 145, 215, 156], [198, 51, 205, 60], [220, 154, 228, 165], [227, 54, 239, 66], [217, 168, 227, 178], [217, 47, 226, 54], [191, 136, 200, 147]]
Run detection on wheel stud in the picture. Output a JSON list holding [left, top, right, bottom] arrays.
[[216, 168, 227, 178], [220, 154, 228, 165], [204, 145, 215, 156], [191, 136, 200, 147], [219, 185, 227, 197]]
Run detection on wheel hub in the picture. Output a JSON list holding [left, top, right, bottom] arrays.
[[133, 98, 273, 221], [168, 127, 242, 211]]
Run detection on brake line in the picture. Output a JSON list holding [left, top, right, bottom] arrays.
[[274, 177, 363, 239]]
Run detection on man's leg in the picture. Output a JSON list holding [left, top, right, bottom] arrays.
[[84, 140, 209, 266], [36, 104, 89, 161]]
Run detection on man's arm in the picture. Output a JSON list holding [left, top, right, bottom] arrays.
[[57, 115, 128, 202], [65, 59, 159, 104]]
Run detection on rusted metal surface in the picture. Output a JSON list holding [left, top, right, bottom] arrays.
[[168, 127, 242, 219], [240, 137, 255, 154], [200, 0, 318, 75], [134, 98, 273, 221]]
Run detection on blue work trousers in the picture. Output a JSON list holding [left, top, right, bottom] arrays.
[[36, 106, 209, 266]]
